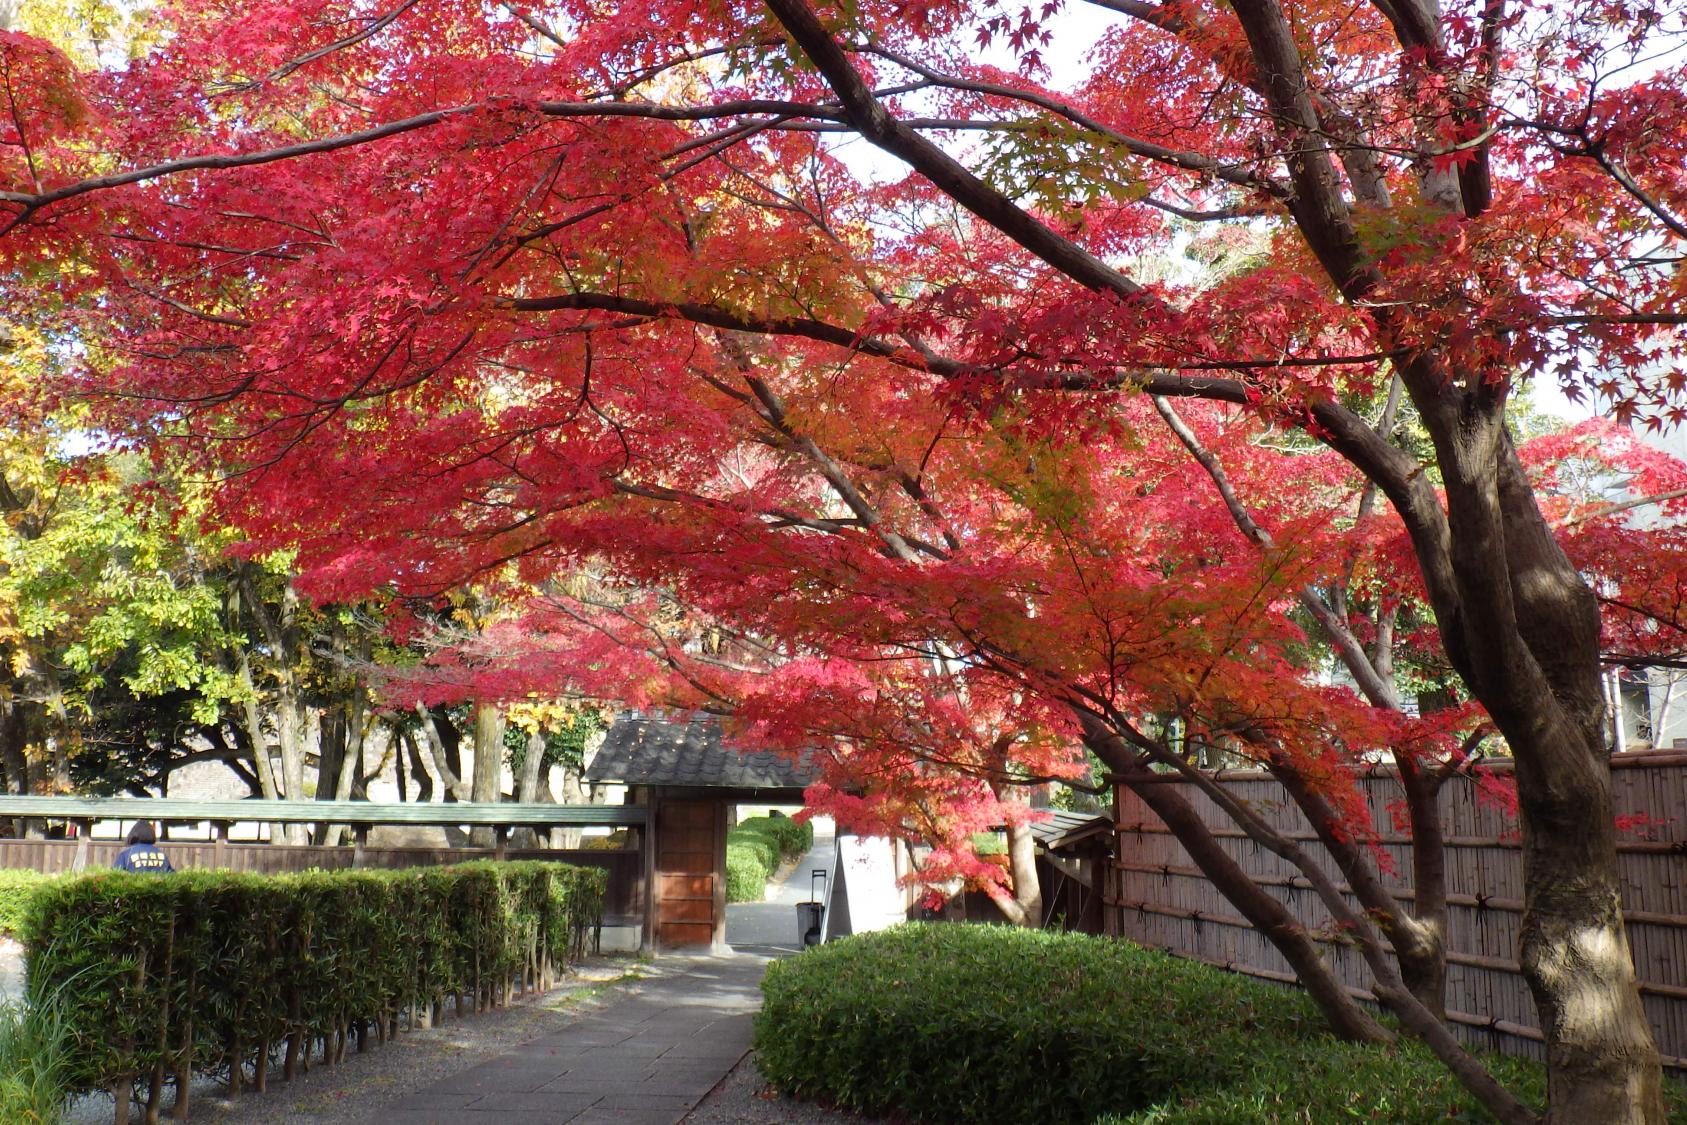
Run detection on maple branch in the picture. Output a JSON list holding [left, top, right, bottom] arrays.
[[856, 43, 1285, 196], [763, 0, 1440, 601], [0, 97, 845, 226], [762, 0, 1143, 301], [1558, 488, 1687, 529], [1140, 195, 1253, 222], [1152, 397, 1404, 710], [1547, 312, 1687, 326], [736, 367, 936, 565], [507, 289, 1400, 378], [1080, 0, 1180, 31], [1366, 0, 1442, 55], [126, 284, 254, 329], [218, 0, 424, 91], [1584, 147, 1687, 242], [503, 4, 568, 51], [1226, 0, 1377, 299], [1, 59, 41, 194], [508, 289, 1428, 552], [1508, 116, 1687, 241]]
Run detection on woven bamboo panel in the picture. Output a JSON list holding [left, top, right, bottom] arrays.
[[1110, 753, 1687, 1071]]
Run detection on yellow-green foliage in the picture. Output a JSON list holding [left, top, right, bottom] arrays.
[[0, 989, 75, 1125], [0, 870, 50, 938]]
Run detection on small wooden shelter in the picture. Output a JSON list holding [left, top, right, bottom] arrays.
[[585, 715, 818, 951], [1029, 810, 1113, 932]]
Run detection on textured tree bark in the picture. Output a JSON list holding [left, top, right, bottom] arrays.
[[1127, 773, 1392, 1043], [417, 705, 469, 801], [242, 574, 312, 844], [401, 729, 434, 802], [469, 703, 504, 847], [1397, 760, 1450, 1019], [0, 701, 29, 798], [1431, 418, 1665, 1124], [979, 817, 1044, 927], [512, 730, 548, 848], [1265, 764, 1450, 1023], [516, 729, 546, 804]]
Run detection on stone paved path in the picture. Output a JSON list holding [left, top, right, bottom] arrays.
[[380, 955, 765, 1125], [727, 828, 838, 953], [374, 826, 840, 1125]]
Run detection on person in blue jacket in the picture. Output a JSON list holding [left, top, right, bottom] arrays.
[[113, 821, 174, 873]]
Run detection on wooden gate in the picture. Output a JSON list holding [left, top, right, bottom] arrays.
[[653, 798, 723, 949]]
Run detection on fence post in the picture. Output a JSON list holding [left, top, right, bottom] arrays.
[[72, 818, 92, 872], [212, 821, 229, 870], [353, 825, 369, 869]]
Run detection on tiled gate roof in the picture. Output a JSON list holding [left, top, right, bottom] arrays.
[[584, 715, 822, 790]]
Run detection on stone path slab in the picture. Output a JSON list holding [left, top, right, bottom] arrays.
[[382, 956, 765, 1125]]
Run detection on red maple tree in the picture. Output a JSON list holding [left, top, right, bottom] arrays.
[[6, 1, 1687, 1119]]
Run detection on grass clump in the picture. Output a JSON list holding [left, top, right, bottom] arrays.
[[0, 986, 75, 1124], [755, 924, 1611, 1124]]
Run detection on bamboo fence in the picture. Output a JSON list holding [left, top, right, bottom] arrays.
[[1108, 751, 1687, 1070]]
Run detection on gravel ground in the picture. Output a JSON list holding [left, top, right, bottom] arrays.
[[61, 956, 659, 1125], [684, 1054, 893, 1125]]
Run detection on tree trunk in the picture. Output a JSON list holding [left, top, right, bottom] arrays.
[[227, 576, 283, 838], [0, 700, 29, 798], [243, 573, 312, 844], [516, 730, 546, 803], [313, 709, 347, 846], [1397, 760, 1450, 1019], [1082, 720, 1391, 1043], [470, 703, 503, 847], [416, 705, 469, 802], [1414, 392, 1664, 1123], [0, 697, 39, 837], [512, 730, 549, 848], [557, 766, 585, 849], [401, 729, 433, 802], [981, 818, 1043, 927]]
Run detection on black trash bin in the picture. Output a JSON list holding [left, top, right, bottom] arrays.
[[795, 868, 828, 946]]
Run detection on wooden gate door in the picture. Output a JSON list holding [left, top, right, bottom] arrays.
[[654, 799, 722, 949]]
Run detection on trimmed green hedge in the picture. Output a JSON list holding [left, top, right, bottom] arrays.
[[739, 815, 813, 860], [755, 925, 1604, 1124], [725, 816, 813, 904], [0, 870, 49, 939], [24, 861, 604, 1111], [726, 844, 769, 903]]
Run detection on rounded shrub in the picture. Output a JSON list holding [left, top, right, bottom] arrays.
[[736, 815, 812, 860], [726, 843, 770, 903], [754, 925, 1571, 1125]]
